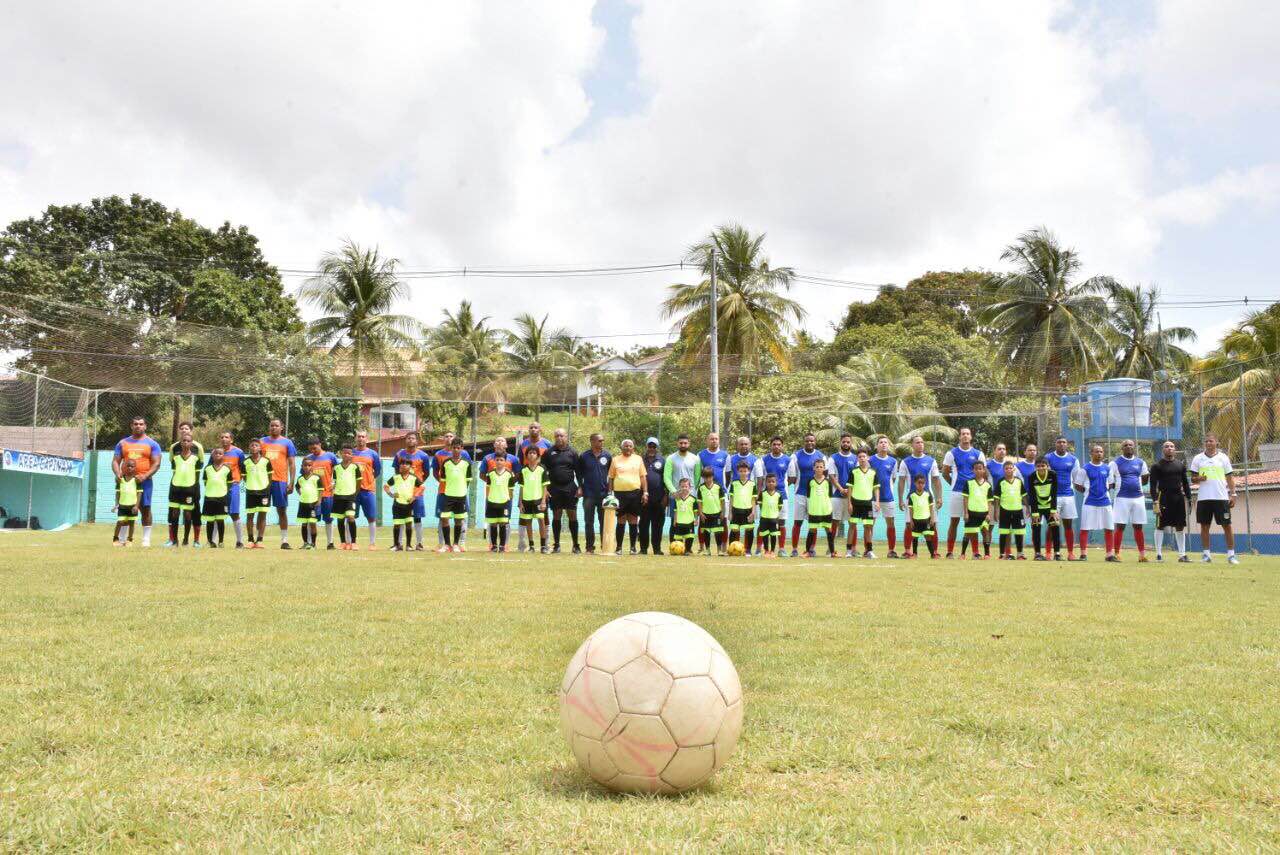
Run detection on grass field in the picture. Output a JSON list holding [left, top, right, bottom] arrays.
[[2, 526, 1277, 851]]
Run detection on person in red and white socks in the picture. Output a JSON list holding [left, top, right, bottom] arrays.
[[1111, 439, 1150, 561], [1073, 444, 1118, 561]]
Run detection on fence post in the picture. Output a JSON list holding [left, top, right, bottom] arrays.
[[470, 401, 479, 529], [284, 397, 291, 437], [1238, 362, 1253, 552], [28, 375, 39, 529], [86, 390, 99, 523], [1197, 372, 1205, 450], [566, 405, 572, 444]]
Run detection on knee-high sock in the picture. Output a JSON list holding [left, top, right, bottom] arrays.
[[324, 520, 333, 545], [947, 522, 959, 555], [552, 516, 562, 547], [368, 522, 377, 546], [967, 532, 980, 554], [1064, 521, 1075, 555], [452, 520, 463, 545], [805, 529, 816, 553], [825, 528, 836, 554], [1079, 529, 1089, 553], [1134, 527, 1146, 554], [1000, 533, 1010, 556], [1015, 534, 1024, 553], [206, 521, 215, 543], [615, 522, 625, 550], [864, 526, 873, 553], [791, 521, 802, 550], [1032, 521, 1043, 554], [413, 521, 422, 546], [442, 520, 452, 547], [1154, 527, 1164, 554], [568, 518, 579, 547], [1175, 530, 1186, 554], [393, 525, 402, 549], [1114, 526, 1124, 554], [745, 530, 754, 552], [233, 517, 244, 545], [886, 522, 896, 553], [1050, 523, 1060, 554], [628, 523, 638, 551]]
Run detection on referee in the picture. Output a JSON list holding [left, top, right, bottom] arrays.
[[1150, 439, 1191, 562], [543, 428, 581, 553]]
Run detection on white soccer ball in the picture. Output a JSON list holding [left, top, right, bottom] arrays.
[[559, 612, 743, 794]]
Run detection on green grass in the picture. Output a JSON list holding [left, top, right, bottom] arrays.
[[2, 527, 1277, 851]]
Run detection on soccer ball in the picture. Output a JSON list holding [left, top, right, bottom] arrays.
[[726, 540, 745, 556], [560, 612, 743, 794], [669, 540, 686, 556], [602, 494, 619, 509]]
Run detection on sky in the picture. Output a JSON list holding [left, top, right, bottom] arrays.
[[1, 0, 1277, 355]]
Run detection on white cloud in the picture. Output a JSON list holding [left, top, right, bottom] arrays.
[[1150, 164, 1280, 226]]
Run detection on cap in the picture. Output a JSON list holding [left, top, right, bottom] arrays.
[[646, 436, 660, 446]]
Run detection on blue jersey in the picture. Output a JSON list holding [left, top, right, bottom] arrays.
[[481, 451, 521, 477], [827, 451, 857, 490], [1016, 459, 1037, 486], [392, 448, 432, 482], [726, 452, 757, 487], [757, 452, 791, 499], [899, 453, 938, 493], [1113, 455, 1148, 499], [869, 453, 898, 502], [699, 448, 729, 488], [1044, 451, 1078, 493], [946, 445, 984, 489], [1080, 460, 1115, 507], [789, 448, 825, 497]]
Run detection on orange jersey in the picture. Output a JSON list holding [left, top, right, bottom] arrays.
[[259, 435, 297, 482], [218, 446, 245, 482], [114, 435, 163, 478], [351, 448, 381, 491], [305, 452, 339, 497]]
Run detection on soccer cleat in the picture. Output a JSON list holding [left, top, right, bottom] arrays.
[[1155, 553, 1163, 562], [1227, 555, 1240, 565], [1137, 555, 1149, 563], [1017, 554, 1027, 560], [1178, 554, 1191, 563], [615, 548, 623, 556], [552, 545, 561, 554], [1053, 553, 1063, 561], [1034, 554, 1046, 561], [540, 545, 549, 554], [112, 540, 123, 547], [236, 542, 245, 549], [328, 543, 336, 550], [437, 546, 450, 554], [415, 544, 424, 551], [368, 544, 378, 551], [1075, 554, 1088, 561], [1105, 555, 1120, 563], [886, 550, 899, 559], [790, 549, 799, 558], [845, 549, 856, 558], [826, 552, 837, 559], [192, 542, 203, 549], [451, 545, 462, 553], [1201, 554, 1212, 563], [572, 545, 582, 554], [162, 541, 175, 548], [393, 545, 404, 552], [863, 550, 875, 559], [653, 549, 663, 556], [280, 543, 291, 550], [945, 552, 955, 559]]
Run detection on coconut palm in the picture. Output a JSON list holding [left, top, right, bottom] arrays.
[[980, 227, 1112, 390], [662, 224, 806, 389], [1192, 305, 1280, 461], [429, 300, 506, 403], [503, 312, 578, 416], [299, 241, 420, 396], [826, 350, 956, 454], [1105, 282, 1196, 378]]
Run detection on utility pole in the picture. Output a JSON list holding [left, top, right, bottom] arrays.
[[709, 247, 720, 436]]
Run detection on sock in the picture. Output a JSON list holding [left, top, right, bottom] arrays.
[[826, 528, 836, 554], [791, 521, 802, 550], [629, 524, 638, 551], [347, 519, 357, 544], [928, 534, 938, 556], [1227, 548, 1236, 557], [1113, 527, 1123, 555], [233, 518, 244, 545], [325, 520, 333, 545], [552, 517, 562, 548], [947, 527, 957, 554], [1134, 528, 1146, 554], [1015, 534, 1024, 554], [413, 521, 422, 546], [615, 522, 625, 550], [453, 520, 463, 546], [1154, 527, 1164, 555], [967, 533, 979, 554], [960, 536, 969, 556], [182, 515, 192, 545], [206, 521, 215, 543], [368, 522, 377, 546], [568, 519, 579, 547], [280, 528, 288, 544], [983, 533, 991, 556], [1176, 530, 1186, 554], [217, 521, 226, 546], [745, 530, 754, 553], [1064, 522, 1075, 556], [489, 524, 498, 546], [142, 525, 152, 546], [1103, 529, 1112, 555], [1079, 529, 1088, 553], [1000, 533, 1010, 556], [864, 530, 872, 553], [393, 526, 402, 549], [442, 522, 452, 547], [887, 525, 896, 553], [438, 522, 445, 546], [805, 530, 816, 553], [499, 525, 508, 549]]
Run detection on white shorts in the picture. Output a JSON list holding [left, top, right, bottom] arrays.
[[830, 498, 848, 521], [790, 495, 808, 522], [1113, 496, 1147, 526], [873, 500, 895, 520], [1056, 496, 1079, 520], [1079, 504, 1114, 531], [948, 490, 968, 518]]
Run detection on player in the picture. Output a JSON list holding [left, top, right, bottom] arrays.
[[112, 458, 140, 546], [991, 460, 1028, 559], [1044, 437, 1081, 559], [959, 460, 994, 559], [304, 437, 340, 550], [728, 461, 758, 554], [166, 438, 202, 547], [167, 422, 206, 547], [1028, 457, 1061, 560], [201, 446, 232, 549], [331, 444, 361, 550], [869, 436, 899, 557], [518, 446, 549, 553], [1190, 434, 1239, 564], [804, 457, 843, 558], [846, 449, 880, 558], [697, 466, 727, 556], [384, 458, 424, 551], [351, 430, 382, 550], [671, 478, 698, 556], [215, 432, 246, 548], [904, 473, 939, 559], [1112, 439, 1150, 561], [757, 473, 783, 556], [517, 423, 552, 551], [1150, 440, 1191, 562], [725, 436, 757, 496], [897, 435, 944, 527], [438, 438, 471, 553], [295, 458, 323, 550], [700, 432, 729, 489], [392, 432, 431, 551], [260, 418, 297, 549], [1073, 444, 1118, 561], [484, 453, 515, 553], [1016, 443, 1039, 486], [786, 433, 825, 557], [983, 441, 1012, 557], [112, 417, 163, 547], [942, 428, 985, 558], [482, 437, 522, 550], [826, 434, 857, 554], [546, 429, 582, 553], [242, 439, 272, 548]]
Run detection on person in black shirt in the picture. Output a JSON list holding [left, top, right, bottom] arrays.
[[543, 428, 581, 553], [1150, 440, 1191, 562], [638, 437, 667, 555]]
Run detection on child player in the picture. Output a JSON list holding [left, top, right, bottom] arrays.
[[757, 473, 783, 556], [1028, 458, 1061, 560], [519, 446, 549, 553], [243, 438, 272, 548], [671, 478, 698, 556], [804, 457, 844, 558], [846, 449, 879, 558], [215, 431, 246, 548], [697, 465, 727, 556], [201, 447, 233, 548], [484, 453, 515, 552], [295, 458, 323, 550], [904, 473, 938, 559], [991, 460, 1028, 559], [728, 461, 758, 554], [113, 459, 140, 546], [384, 458, 423, 551], [960, 460, 994, 559], [167, 438, 202, 548], [438, 438, 471, 553], [1073, 443, 1118, 562], [304, 437, 339, 550], [332, 444, 360, 550]]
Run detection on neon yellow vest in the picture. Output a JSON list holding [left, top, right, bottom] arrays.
[[850, 468, 876, 502], [1032, 474, 1054, 510], [966, 479, 992, 513], [333, 463, 359, 497], [731, 479, 756, 510], [909, 491, 932, 520], [390, 474, 417, 504], [521, 465, 545, 496], [487, 470, 513, 504], [674, 495, 697, 525], [292, 473, 319, 504], [760, 491, 781, 520], [244, 457, 271, 491], [171, 454, 198, 488], [203, 465, 230, 499], [999, 478, 1024, 511], [808, 478, 833, 516], [118, 477, 139, 506], [442, 459, 469, 497], [698, 483, 722, 516]]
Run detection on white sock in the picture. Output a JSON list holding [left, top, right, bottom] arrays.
[[325, 521, 333, 545], [437, 523, 444, 545], [233, 518, 244, 544], [368, 523, 377, 545], [280, 529, 288, 544], [1227, 548, 1235, 557], [142, 525, 152, 545], [1154, 528, 1164, 555], [414, 521, 423, 544], [1175, 531, 1186, 554], [1203, 547, 1211, 556], [519, 527, 528, 549]]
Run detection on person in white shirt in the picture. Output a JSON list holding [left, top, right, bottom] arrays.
[[1189, 434, 1239, 565]]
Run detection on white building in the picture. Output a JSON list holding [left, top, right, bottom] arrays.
[[575, 349, 669, 414]]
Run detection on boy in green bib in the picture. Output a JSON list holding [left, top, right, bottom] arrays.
[[671, 478, 698, 556], [697, 466, 727, 556], [519, 446, 549, 553], [167, 438, 202, 548], [439, 438, 471, 553], [991, 460, 1028, 559], [904, 473, 938, 559], [805, 457, 844, 558], [243, 439, 272, 548], [295, 458, 323, 550], [202, 447, 233, 548], [728, 461, 758, 554], [846, 449, 881, 558], [959, 460, 995, 560], [758, 473, 783, 556], [485, 454, 515, 553], [1029, 457, 1061, 561], [384, 459, 422, 551], [332, 444, 361, 550], [113, 459, 140, 546]]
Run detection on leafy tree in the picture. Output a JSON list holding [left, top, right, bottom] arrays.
[[979, 227, 1112, 390], [593, 370, 657, 406], [299, 241, 420, 396], [1104, 282, 1195, 379], [832, 350, 956, 454], [503, 313, 579, 416], [1192, 303, 1280, 461], [429, 300, 506, 431], [838, 271, 985, 336]]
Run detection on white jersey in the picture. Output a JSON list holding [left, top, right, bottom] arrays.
[[1189, 452, 1233, 501]]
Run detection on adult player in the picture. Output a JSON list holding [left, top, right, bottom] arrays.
[[1044, 437, 1081, 560], [700, 432, 729, 489], [786, 432, 825, 558], [112, 416, 164, 547], [897, 434, 944, 511], [1016, 443, 1039, 486], [826, 434, 857, 552], [869, 435, 900, 557], [392, 431, 432, 551], [304, 436, 340, 550], [725, 436, 757, 492], [1073, 443, 1118, 561], [260, 418, 297, 549], [663, 434, 701, 521], [1150, 440, 1191, 562], [167, 422, 206, 547], [351, 429, 382, 550], [1190, 434, 1239, 564], [1112, 439, 1150, 561], [543, 428, 581, 553], [215, 431, 246, 548], [941, 427, 984, 558], [577, 433, 611, 554]]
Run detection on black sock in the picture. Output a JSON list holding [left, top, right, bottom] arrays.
[[206, 521, 215, 543], [628, 524, 637, 551], [1015, 534, 1024, 553], [453, 520, 463, 545], [499, 525, 508, 548], [615, 522, 625, 550], [552, 517, 562, 547], [805, 530, 816, 553], [568, 519, 578, 547], [442, 523, 452, 547], [826, 528, 836, 553]]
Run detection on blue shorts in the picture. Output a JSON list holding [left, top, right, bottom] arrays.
[[411, 495, 426, 520], [227, 482, 242, 515], [357, 490, 378, 521], [317, 495, 334, 523], [269, 481, 290, 509], [140, 478, 155, 508]]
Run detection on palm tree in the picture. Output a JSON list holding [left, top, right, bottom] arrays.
[[299, 241, 420, 396], [980, 227, 1112, 390], [662, 224, 806, 390], [827, 350, 956, 454], [429, 300, 506, 403], [1105, 282, 1196, 378], [503, 312, 578, 417], [1192, 305, 1280, 461]]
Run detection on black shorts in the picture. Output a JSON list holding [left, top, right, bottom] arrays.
[[520, 499, 544, 521], [485, 501, 512, 524], [1030, 504, 1056, 523], [965, 510, 989, 532], [671, 522, 696, 538], [1196, 499, 1231, 526], [332, 495, 356, 518], [391, 501, 414, 523], [440, 495, 467, 519], [549, 489, 578, 512], [757, 517, 780, 533], [998, 509, 1025, 530], [909, 516, 934, 535], [116, 504, 138, 522], [807, 513, 833, 530], [849, 500, 874, 523], [246, 489, 272, 515], [202, 496, 228, 520], [1156, 497, 1187, 529], [295, 501, 316, 523], [730, 507, 754, 527], [700, 513, 724, 532], [615, 489, 642, 517], [168, 484, 197, 511]]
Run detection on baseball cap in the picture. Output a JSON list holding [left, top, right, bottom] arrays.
[[646, 436, 659, 446]]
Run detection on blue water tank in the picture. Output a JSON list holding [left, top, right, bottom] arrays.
[[1088, 378, 1152, 428]]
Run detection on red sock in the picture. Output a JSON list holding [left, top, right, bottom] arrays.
[[1078, 529, 1088, 554], [1064, 522, 1075, 556], [1134, 527, 1145, 554], [947, 528, 957, 554], [1112, 527, 1122, 554], [790, 522, 801, 550], [887, 525, 896, 553], [1103, 529, 1113, 555]]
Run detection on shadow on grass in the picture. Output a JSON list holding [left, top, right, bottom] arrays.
[[539, 764, 703, 802]]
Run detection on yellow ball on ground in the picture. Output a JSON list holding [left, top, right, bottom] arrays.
[[727, 541, 745, 556], [669, 540, 686, 556]]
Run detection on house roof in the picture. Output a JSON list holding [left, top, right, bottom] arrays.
[[1236, 468, 1280, 488], [632, 349, 671, 368], [581, 355, 634, 372]]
